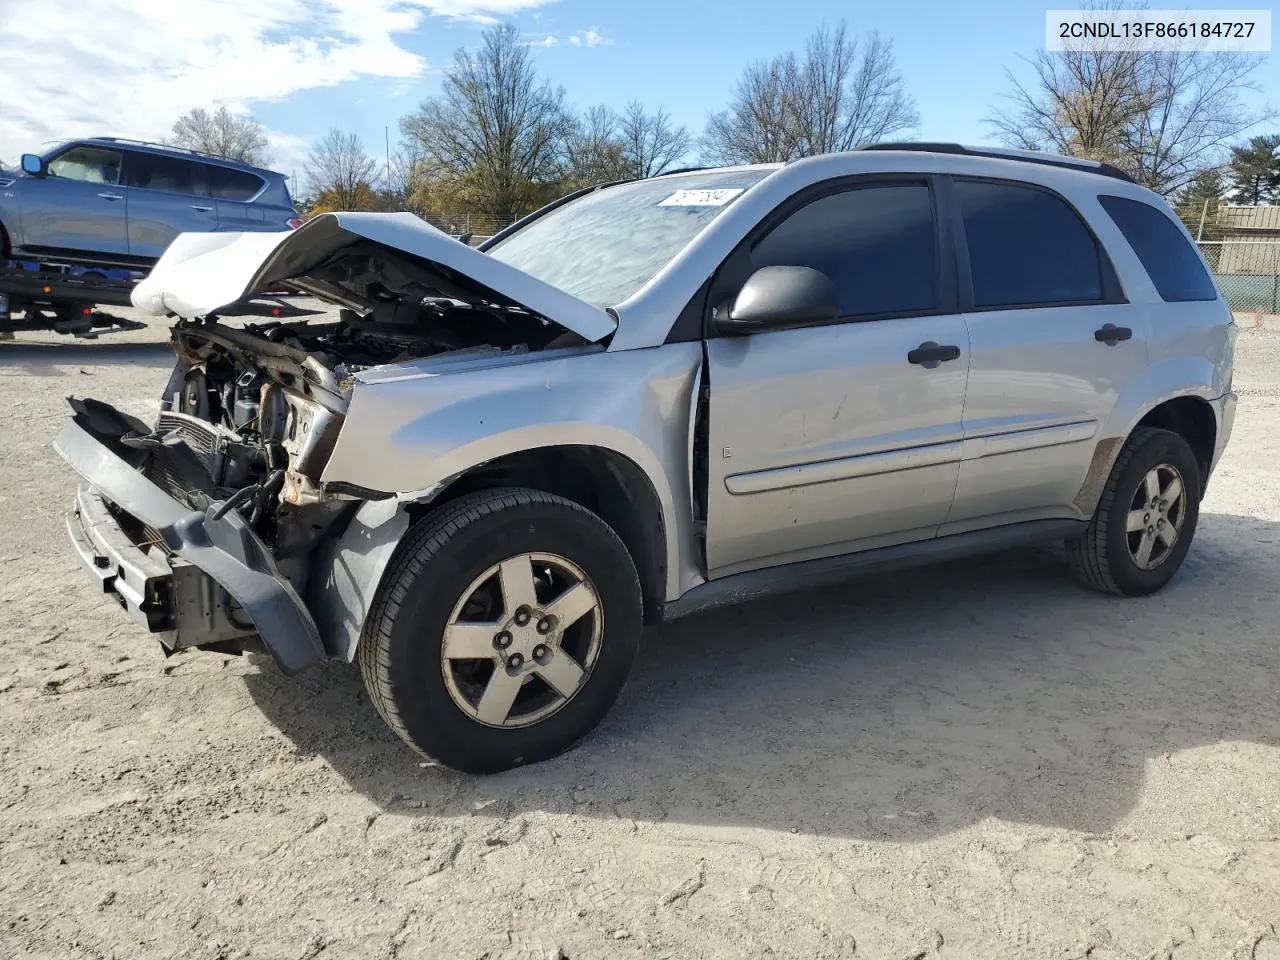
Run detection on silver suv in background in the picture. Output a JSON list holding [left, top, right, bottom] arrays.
[[53, 144, 1235, 774], [1, 137, 301, 268]]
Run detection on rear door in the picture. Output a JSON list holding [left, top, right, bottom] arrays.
[[942, 176, 1149, 533], [20, 144, 128, 255], [703, 177, 971, 577], [123, 152, 218, 259]]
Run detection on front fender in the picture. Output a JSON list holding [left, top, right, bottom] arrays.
[[307, 498, 411, 661], [0, 204, 20, 253], [320, 343, 705, 604]]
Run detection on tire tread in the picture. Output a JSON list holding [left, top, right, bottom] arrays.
[[1066, 427, 1190, 596], [357, 487, 633, 767]]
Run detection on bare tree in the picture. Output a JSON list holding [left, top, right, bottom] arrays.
[[989, 4, 1271, 195], [565, 105, 629, 186], [702, 61, 798, 165], [700, 23, 918, 165], [305, 129, 377, 210], [988, 47, 1149, 161], [399, 23, 573, 218], [171, 105, 269, 164], [619, 101, 692, 177], [791, 25, 919, 154]]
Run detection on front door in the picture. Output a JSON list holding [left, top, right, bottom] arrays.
[[20, 144, 128, 256], [703, 179, 971, 578]]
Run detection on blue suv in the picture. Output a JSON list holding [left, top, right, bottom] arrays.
[[0, 137, 302, 269]]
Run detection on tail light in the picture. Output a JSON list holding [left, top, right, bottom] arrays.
[[287, 218, 304, 230]]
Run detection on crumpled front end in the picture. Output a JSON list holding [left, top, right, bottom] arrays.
[[53, 210, 623, 673], [54, 398, 326, 673]]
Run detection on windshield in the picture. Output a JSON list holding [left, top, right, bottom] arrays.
[[485, 169, 773, 308]]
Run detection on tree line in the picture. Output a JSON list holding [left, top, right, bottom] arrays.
[[168, 13, 1277, 228]]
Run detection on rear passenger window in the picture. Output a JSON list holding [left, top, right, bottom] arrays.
[[957, 180, 1104, 309], [126, 153, 198, 195], [1098, 195, 1217, 302], [207, 166, 264, 201], [751, 184, 937, 318]]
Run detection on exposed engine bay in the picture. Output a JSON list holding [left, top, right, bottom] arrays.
[[126, 252, 587, 561]]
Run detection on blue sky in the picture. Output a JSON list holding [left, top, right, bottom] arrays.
[[252, 0, 1065, 177], [1, 0, 1275, 182]]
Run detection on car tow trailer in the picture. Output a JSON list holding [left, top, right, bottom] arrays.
[[0, 259, 146, 339]]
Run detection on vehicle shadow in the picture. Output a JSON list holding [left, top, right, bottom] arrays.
[[242, 509, 1280, 840]]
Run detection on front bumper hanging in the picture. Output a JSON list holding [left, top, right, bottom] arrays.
[[53, 398, 326, 673]]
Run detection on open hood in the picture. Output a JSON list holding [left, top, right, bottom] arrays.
[[131, 212, 618, 343]]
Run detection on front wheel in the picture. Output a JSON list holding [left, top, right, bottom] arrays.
[[1066, 427, 1201, 597], [358, 487, 643, 774]]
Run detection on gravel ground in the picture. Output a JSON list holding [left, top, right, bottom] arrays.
[[3, 310, 1280, 960]]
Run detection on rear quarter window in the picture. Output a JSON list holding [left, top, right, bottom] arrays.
[[1098, 195, 1218, 302], [206, 166, 265, 202]]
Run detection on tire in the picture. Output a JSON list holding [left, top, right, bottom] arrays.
[[1066, 427, 1201, 597], [358, 487, 643, 774]]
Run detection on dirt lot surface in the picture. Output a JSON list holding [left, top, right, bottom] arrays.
[[3, 311, 1280, 960]]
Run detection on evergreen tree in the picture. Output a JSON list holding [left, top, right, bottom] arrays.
[[1228, 134, 1280, 205], [1175, 168, 1227, 240]]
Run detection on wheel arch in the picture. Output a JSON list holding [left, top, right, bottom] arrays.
[[1132, 396, 1216, 494], [1077, 391, 1220, 518], [414, 445, 669, 625]]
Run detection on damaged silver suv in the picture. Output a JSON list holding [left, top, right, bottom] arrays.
[[56, 145, 1236, 773]]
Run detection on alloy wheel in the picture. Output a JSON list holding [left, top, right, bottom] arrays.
[[1125, 463, 1186, 571], [440, 552, 604, 728]]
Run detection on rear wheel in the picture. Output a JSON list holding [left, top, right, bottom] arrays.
[[358, 487, 643, 774], [1066, 427, 1200, 596]]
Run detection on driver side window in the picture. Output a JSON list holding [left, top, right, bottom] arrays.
[[48, 146, 123, 185], [750, 183, 938, 319]]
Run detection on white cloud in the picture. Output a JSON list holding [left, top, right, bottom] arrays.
[[569, 27, 610, 48], [260, 130, 314, 186], [0, 0, 558, 165]]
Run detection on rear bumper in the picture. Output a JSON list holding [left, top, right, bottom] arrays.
[[54, 400, 326, 673]]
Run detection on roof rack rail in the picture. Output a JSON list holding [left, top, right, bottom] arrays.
[[861, 142, 1136, 184], [85, 136, 249, 166], [655, 166, 709, 177]]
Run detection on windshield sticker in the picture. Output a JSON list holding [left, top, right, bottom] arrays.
[[658, 188, 745, 207]]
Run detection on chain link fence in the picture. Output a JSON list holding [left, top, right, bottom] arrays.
[[1197, 240, 1280, 315], [418, 214, 519, 245]]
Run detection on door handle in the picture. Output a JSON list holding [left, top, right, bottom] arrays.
[[191, 205, 213, 213], [907, 341, 962, 369], [97, 192, 124, 201], [1094, 323, 1133, 345]]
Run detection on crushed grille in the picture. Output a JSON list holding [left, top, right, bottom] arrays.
[[141, 412, 227, 505], [155, 411, 222, 477]]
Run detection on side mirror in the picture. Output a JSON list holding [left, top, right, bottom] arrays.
[[716, 265, 840, 334], [20, 154, 46, 176]]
